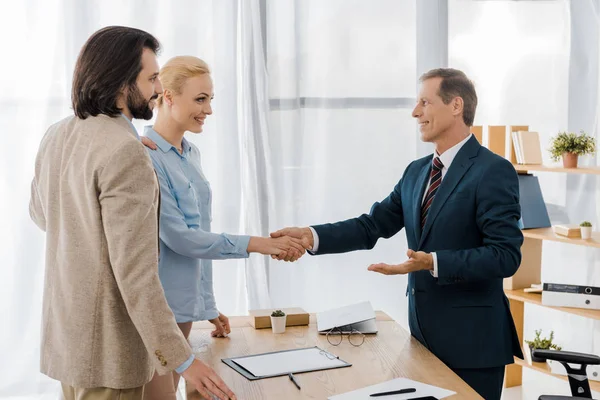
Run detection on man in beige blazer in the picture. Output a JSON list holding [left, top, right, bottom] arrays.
[[29, 26, 236, 400]]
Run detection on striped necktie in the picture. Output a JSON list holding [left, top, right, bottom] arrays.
[[421, 156, 444, 229]]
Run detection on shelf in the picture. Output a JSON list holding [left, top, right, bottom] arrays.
[[505, 289, 600, 320], [513, 357, 600, 392], [522, 228, 600, 248], [513, 164, 600, 175]]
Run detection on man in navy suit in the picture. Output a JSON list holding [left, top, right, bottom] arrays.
[[272, 68, 524, 400]]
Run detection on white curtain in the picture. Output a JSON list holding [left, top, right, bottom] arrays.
[[237, 0, 273, 310], [264, 0, 418, 324], [0, 0, 274, 397]]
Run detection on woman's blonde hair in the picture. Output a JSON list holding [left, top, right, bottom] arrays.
[[157, 56, 211, 106]]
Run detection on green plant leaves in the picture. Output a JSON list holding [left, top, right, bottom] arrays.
[[549, 130, 596, 162]]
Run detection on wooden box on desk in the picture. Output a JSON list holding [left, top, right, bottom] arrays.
[[248, 308, 309, 329]]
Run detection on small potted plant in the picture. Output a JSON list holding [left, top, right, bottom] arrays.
[[580, 221, 593, 240], [270, 310, 286, 334], [549, 130, 596, 168], [525, 329, 562, 363]]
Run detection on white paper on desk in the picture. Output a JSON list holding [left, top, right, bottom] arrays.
[[328, 377, 456, 400], [317, 301, 377, 333], [232, 347, 347, 377]]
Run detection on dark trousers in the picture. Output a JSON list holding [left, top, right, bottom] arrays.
[[453, 366, 505, 400], [409, 318, 505, 399]]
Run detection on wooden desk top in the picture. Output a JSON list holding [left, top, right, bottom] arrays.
[[187, 312, 481, 399]]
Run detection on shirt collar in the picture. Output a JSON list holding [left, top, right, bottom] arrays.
[[435, 133, 472, 170], [120, 113, 140, 140], [143, 126, 191, 154]]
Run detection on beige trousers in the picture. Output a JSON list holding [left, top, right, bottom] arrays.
[[61, 384, 144, 400], [143, 322, 194, 400]]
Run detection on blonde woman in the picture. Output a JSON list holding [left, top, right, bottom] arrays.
[[141, 56, 307, 399]]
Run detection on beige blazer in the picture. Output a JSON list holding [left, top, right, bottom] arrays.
[[29, 114, 192, 389]]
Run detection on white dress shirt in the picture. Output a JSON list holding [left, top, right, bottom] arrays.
[[310, 134, 473, 278]]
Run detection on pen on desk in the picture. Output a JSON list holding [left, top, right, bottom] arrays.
[[288, 373, 301, 390], [369, 388, 417, 397]]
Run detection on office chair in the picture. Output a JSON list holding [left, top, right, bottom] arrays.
[[534, 349, 600, 399]]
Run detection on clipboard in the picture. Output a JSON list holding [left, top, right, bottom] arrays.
[[222, 346, 351, 380]]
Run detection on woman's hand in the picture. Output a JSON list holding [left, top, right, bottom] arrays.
[[209, 312, 231, 338], [141, 136, 158, 150], [247, 236, 308, 262]]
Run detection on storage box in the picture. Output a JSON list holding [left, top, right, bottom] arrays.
[[248, 308, 309, 329], [553, 224, 581, 238]]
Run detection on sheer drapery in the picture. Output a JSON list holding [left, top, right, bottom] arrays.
[[264, 0, 418, 324], [0, 1, 271, 397]]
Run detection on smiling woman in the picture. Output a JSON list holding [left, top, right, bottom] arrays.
[[139, 56, 309, 399]]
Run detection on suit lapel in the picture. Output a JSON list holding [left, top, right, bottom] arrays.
[[418, 136, 479, 248], [413, 159, 432, 244]]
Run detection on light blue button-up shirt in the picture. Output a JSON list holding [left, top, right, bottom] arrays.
[[119, 116, 194, 374], [144, 126, 250, 325]]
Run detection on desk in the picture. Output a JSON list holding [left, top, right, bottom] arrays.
[[186, 312, 482, 399]]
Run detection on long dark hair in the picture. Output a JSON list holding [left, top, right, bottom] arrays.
[[71, 26, 160, 119]]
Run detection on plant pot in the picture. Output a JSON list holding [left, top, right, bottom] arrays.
[[530, 347, 546, 363], [581, 226, 592, 240], [562, 152, 578, 168], [270, 315, 286, 334]]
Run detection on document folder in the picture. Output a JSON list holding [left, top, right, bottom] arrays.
[[517, 174, 551, 229], [542, 283, 600, 310]]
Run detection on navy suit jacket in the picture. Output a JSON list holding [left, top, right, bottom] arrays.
[[312, 135, 524, 369]]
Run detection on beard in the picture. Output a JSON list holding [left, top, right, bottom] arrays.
[[127, 84, 157, 120]]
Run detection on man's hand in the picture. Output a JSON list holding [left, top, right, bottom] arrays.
[[182, 359, 236, 400], [368, 249, 433, 275], [270, 227, 314, 262], [141, 136, 158, 150], [209, 312, 231, 338]]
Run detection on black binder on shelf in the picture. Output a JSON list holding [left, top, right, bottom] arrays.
[[517, 174, 551, 229], [222, 346, 351, 381]]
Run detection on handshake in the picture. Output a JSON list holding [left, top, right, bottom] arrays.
[[249, 226, 434, 276], [248, 227, 313, 262]]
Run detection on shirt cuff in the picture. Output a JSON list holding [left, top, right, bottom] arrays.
[[175, 354, 195, 374], [308, 227, 319, 253], [430, 252, 438, 278], [202, 309, 219, 321], [231, 234, 251, 257]]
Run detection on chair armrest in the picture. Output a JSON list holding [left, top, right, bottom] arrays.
[[532, 349, 600, 365]]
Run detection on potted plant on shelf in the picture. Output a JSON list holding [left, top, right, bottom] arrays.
[[548, 130, 596, 168], [525, 329, 561, 363], [580, 221, 593, 240], [270, 310, 286, 334]]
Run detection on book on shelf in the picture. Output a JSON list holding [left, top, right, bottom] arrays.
[[511, 131, 543, 165]]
